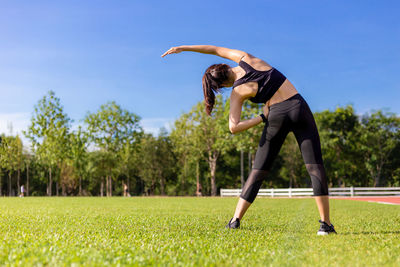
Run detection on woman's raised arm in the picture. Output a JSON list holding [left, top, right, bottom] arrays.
[[161, 45, 248, 63]]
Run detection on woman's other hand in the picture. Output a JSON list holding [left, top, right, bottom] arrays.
[[161, 46, 184, 57]]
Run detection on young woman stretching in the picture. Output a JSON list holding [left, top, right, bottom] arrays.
[[162, 45, 336, 235]]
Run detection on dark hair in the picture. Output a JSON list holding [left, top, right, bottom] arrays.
[[202, 64, 231, 115]]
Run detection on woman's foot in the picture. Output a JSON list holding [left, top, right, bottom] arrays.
[[317, 220, 337, 235], [226, 218, 240, 229]]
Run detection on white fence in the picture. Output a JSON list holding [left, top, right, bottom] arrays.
[[220, 187, 400, 197]]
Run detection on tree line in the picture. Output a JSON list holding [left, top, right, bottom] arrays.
[[1, 91, 399, 197]]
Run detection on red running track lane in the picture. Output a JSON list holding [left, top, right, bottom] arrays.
[[333, 196, 400, 205]]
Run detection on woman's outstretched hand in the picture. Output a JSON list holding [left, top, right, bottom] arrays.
[[161, 46, 184, 57]]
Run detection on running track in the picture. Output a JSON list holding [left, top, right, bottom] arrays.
[[333, 196, 400, 205]]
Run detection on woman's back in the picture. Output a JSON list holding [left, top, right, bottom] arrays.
[[236, 55, 298, 106]]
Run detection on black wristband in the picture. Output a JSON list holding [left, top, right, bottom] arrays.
[[260, 113, 268, 123]]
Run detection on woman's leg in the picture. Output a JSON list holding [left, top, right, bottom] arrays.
[[232, 169, 269, 221], [291, 98, 331, 225], [230, 109, 289, 224], [305, 163, 331, 224], [233, 197, 251, 220], [315, 196, 330, 225]]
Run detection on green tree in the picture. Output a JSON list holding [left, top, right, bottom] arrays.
[[24, 91, 71, 196], [0, 135, 22, 196], [85, 150, 109, 196], [3, 140, 14, 195], [0, 135, 3, 196], [15, 136, 24, 195], [185, 96, 231, 196], [135, 131, 175, 195], [314, 106, 363, 187], [135, 134, 158, 195], [84, 101, 142, 196], [23, 150, 33, 196], [156, 128, 176, 195], [170, 113, 203, 195], [359, 110, 400, 186], [70, 126, 88, 195], [118, 142, 135, 194]]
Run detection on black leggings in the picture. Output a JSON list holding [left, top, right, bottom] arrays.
[[240, 94, 329, 203]]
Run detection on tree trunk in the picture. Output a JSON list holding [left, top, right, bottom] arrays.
[[374, 175, 380, 187], [26, 164, 29, 196], [209, 153, 218, 196], [151, 179, 156, 195], [8, 172, 12, 196], [160, 177, 165, 196], [109, 176, 112, 197], [289, 168, 296, 188], [159, 170, 165, 196], [374, 163, 384, 187], [56, 181, 59, 196], [196, 161, 202, 196], [240, 150, 245, 188], [0, 173, 2, 196], [248, 152, 252, 176], [62, 182, 67, 196], [106, 176, 109, 197], [59, 166, 64, 196], [100, 178, 104, 197], [80, 176, 83, 195], [17, 169, 20, 195], [181, 158, 187, 194], [127, 177, 130, 192], [48, 167, 52, 196]]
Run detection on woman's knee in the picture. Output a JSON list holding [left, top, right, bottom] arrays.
[[240, 169, 268, 203], [305, 164, 329, 196]]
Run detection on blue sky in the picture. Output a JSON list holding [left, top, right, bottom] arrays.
[[0, 0, 399, 138]]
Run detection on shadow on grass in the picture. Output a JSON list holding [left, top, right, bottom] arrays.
[[238, 226, 309, 234], [226, 228, 400, 235], [341, 231, 400, 235]]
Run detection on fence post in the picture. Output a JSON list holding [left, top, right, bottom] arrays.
[[350, 186, 354, 197], [220, 189, 223, 197], [271, 188, 274, 198], [289, 188, 292, 198]]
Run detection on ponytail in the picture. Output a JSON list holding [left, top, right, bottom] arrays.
[[202, 73, 218, 115], [202, 64, 230, 116]]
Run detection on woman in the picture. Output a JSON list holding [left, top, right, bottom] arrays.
[[162, 45, 336, 235], [123, 183, 130, 197]]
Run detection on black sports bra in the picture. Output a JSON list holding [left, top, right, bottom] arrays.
[[232, 60, 286, 104]]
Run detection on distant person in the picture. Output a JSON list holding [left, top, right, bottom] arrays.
[[20, 184, 25, 197], [196, 184, 202, 197], [162, 45, 336, 235], [123, 183, 130, 197]]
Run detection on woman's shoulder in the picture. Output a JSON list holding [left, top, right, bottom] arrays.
[[231, 82, 258, 99], [241, 54, 273, 72]]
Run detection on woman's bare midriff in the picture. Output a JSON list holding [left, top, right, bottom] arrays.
[[267, 79, 299, 106]]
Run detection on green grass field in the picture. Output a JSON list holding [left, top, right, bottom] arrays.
[[0, 197, 399, 266]]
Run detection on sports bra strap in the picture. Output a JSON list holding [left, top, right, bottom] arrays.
[[238, 60, 255, 73], [233, 60, 258, 88]]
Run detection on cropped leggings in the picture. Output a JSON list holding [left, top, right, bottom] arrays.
[[240, 94, 329, 203]]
